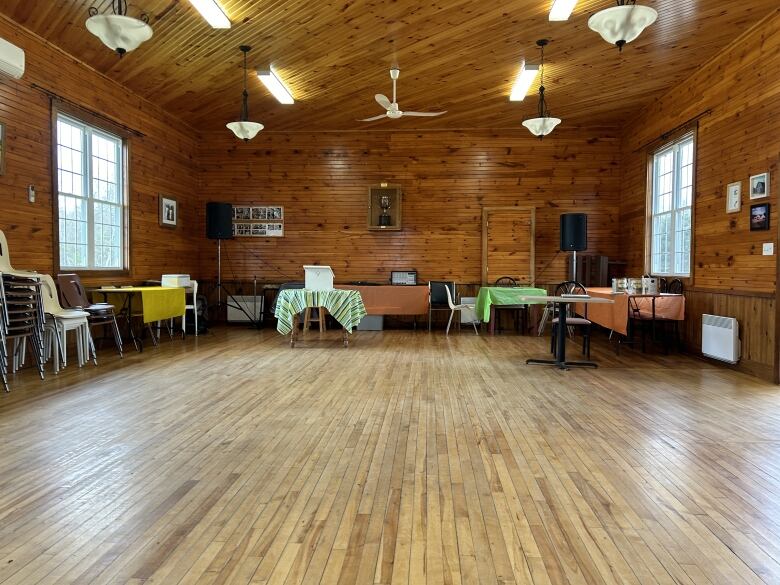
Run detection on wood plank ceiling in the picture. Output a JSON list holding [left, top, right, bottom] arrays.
[[1, 1, 776, 131]]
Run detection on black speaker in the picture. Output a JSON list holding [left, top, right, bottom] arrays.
[[560, 213, 587, 251], [206, 202, 233, 240]]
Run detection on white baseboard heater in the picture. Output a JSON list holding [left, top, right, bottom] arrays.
[[227, 296, 264, 322], [702, 314, 740, 364]]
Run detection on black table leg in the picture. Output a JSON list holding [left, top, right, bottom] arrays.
[[129, 293, 143, 352], [527, 301, 599, 370]]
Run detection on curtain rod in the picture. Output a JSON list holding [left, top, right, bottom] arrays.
[[634, 109, 712, 153], [31, 83, 146, 138]]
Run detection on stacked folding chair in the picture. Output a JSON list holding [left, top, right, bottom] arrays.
[[0, 273, 46, 392]]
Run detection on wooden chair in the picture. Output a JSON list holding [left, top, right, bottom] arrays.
[[550, 281, 592, 358]]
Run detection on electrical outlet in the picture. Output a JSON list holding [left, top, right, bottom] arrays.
[[763, 243, 774, 256], [27, 185, 36, 203]]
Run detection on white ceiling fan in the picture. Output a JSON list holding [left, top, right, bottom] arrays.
[[359, 68, 447, 121]]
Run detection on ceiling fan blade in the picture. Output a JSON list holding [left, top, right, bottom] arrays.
[[375, 94, 392, 110], [359, 113, 388, 122], [402, 111, 447, 117]]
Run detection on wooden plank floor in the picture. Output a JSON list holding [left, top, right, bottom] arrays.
[[1, 327, 780, 585]]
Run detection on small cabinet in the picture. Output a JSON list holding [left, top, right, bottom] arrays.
[[368, 184, 402, 231]]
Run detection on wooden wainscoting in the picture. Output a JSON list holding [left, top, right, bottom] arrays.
[[681, 288, 775, 381]]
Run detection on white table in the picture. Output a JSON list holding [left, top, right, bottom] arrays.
[[516, 295, 614, 370]]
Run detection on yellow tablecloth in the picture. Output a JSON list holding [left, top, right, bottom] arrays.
[[95, 287, 186, 323]]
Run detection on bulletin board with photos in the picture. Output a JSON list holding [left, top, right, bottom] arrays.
[[232, 205, 284, 238]]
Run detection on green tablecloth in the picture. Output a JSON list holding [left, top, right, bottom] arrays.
[[275, 289, 367, 335], [475, 287, 548, 322]]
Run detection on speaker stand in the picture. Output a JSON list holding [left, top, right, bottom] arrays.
[[217, 239, 223, 308], [571, 250, 577, 281]]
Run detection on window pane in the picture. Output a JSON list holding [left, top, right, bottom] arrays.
[[650, 134, 694, 276], [57, 115, 124, 270]]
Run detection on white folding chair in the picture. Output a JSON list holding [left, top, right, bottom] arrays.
[[444, 286, 479, 335]]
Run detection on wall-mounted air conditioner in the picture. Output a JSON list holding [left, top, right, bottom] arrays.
[[0, 37, 25, 79]]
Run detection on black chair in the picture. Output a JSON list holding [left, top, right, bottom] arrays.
[[629, 278, 684, 352], [269, 282, 305, 315], [493, 276, 528, 333], [668, 278, 683, 294], [428, 281, 455, 331], [550, 281, 591, 358]]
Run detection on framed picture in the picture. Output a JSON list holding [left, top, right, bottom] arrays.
[[750, 203, 770, 231], [750, 172, 769, 199], [726, 182, 741, 213], [159, 195, 178, 228], [0, 122, 5, 176], [267, 223, 284, 237]]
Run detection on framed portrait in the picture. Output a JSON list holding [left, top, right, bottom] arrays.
[[750, 172, 769, 199], [0, 122, 5, 176], [159, 195, 178, 228], [726, 182, 741, 213], [750, 203, 770, 231]]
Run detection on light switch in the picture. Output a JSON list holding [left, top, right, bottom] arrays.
[[27, 185, 36, 203], [763, 243, 774, 256]]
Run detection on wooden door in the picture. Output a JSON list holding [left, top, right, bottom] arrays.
[[482, 207, 535, 285]]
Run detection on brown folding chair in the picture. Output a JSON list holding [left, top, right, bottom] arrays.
[[57, 274, 123, 357]]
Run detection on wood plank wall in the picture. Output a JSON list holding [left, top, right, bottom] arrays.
[[0, 15, 199, 284], [198, 128, 622, 286], [619, 9, 780, 381]]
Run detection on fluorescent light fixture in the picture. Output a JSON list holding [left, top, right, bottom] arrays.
[[188, 0, 231, 29], [549, 0, 578, 21], [257, 67, 294, 104], [509, 62, 539, 102]]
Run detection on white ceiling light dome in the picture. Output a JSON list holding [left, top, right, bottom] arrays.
[[588, 1, 658, 51], [226, 120, 264, 141], [86, 2, 152, 57], [522, 114, 562, 137]]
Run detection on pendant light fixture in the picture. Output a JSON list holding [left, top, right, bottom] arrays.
[[227, 46, 264, 141], [522, 39, 561, 139], [86, 1, 153, 57], [588, 1, 658, 51]]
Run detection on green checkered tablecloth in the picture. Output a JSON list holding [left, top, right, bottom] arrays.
[[474, 287, 548, 322], [275, 289, 367, 335]]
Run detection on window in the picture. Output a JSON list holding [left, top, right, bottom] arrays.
[[56, 114, 126, 270], [650, 133, 694, 277]]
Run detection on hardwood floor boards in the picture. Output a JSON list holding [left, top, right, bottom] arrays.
[[1, 327, 779, 585]]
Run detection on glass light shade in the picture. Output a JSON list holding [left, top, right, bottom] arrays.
[[522, 116, 562, 137], [226, 120, 264, 141], [86, 14, 153, 55], [588, 4, 658, 48]]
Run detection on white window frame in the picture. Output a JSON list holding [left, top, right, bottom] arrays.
[[648, 132, 695, 278], [55, 113, 128, 272]]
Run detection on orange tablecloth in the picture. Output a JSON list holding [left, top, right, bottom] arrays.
[[576, 287, 685, 336], [336, 285, 429, 315]]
